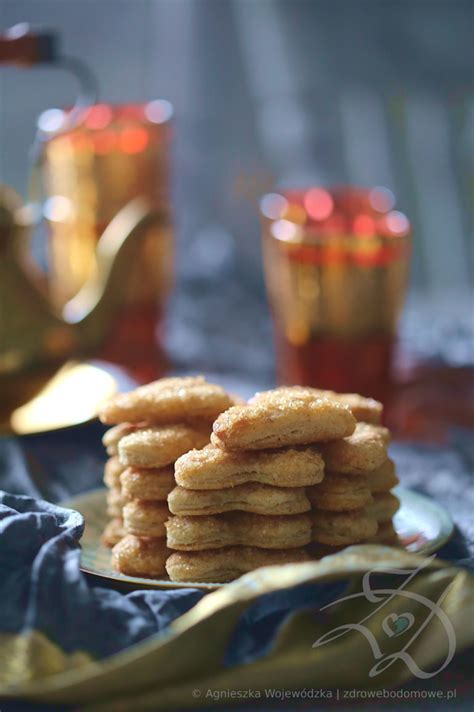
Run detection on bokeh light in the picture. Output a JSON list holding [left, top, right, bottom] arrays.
[[37, 108, 65, 134], [271, 219, 301, 242], [303, 188, 334, 221], [118, 127, 149, 154], [85, 104, 113, 130], [260, 193, 288, 220], [369, 187, 395, 213], [145, 100, 173, 124], [385, 210, 410, 236], [43, 196, 74, 222]]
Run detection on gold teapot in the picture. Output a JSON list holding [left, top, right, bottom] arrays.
[[0, 185, 173, 424]]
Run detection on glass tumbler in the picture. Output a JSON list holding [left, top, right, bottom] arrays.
[[260, 187, 411, 403]]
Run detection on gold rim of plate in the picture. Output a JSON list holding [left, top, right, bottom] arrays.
[[61, 486, 454, 591]]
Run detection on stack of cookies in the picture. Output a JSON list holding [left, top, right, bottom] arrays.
[[101, 424, 136, 547], [165, 389, 359, 583], [100, 379, 401, 584], [98, 376, 235, 578], [367, 458, 400, 545], [267, 388, 400, 553]]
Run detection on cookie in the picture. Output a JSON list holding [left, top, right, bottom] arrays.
[[251, 387, 383, 425], [318, 422, 387, 475], [168, 483, 311, 516], [112, 535, 169, 578], [307, 473, 373, 511], [367, 459, 399, 492], [122, 500, 169, 537], [366, 492, 400, 522], [174, 444, 324, 489], [121, 466, 175, 501], [316, 391, 382, 425], [106, 487, 129, 518], [212, 392, 356, 451], [101, 518, 125, 548], [103, 457, 126, 488], [165, 512, 312, 551], [102, 423, 140, 455], [99, 376, 234, 425], [311, 509, 378, 545], [119, 425, 210, 469], [166, 546, 310, 583], [369, 521, 399, 545], [371, 424, 391, 445]]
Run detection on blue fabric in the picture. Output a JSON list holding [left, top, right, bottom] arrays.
[[0, 491, 203, 659]]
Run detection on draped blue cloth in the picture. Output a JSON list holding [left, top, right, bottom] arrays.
[[0, 491, 203, 659]]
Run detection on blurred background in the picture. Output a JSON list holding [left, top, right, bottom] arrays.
[[0, 0, 473, 436]]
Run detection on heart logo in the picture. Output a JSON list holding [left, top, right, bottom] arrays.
[[382, 612, 415, 638]]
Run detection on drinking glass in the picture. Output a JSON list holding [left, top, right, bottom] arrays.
[[260, 187, 411, 403]]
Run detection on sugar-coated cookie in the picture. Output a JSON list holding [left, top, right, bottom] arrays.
[[174, 443, 324, 489], [366, 492, 400, 522], [103, 456, 126, 488], [370, 424, 391, 445], [106, 486, 128, 518], [166, 546, 310, 583], [368, 521, 399, 545], [307, 473, 373, 511], [101, 518, 125, 548], [212, 391, 356, 451], [102, 423, 141, 455], [166, 512, 312, 550], [367, 459, 399, 492], [251, 386, 383, 425], [168, 482, 311, 516], [311, 508, 378, 545], [318, 422, 387, 475], [112, 535, 169, 578], [99, 376, 234, 425], [119, 424, 210, 469], [122, 500, 169, 537], [121, 466, 175, 501]]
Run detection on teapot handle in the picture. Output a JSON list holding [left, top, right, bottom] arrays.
[[64, 198, 164, 349]]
